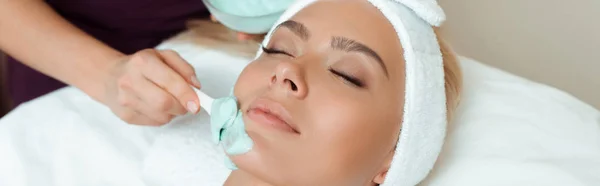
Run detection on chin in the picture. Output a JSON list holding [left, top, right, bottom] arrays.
[[228, 129, 266, 173], [231, 116, 296, 184], [230, 149, 287, 185]]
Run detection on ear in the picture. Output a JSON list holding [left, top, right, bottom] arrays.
[[372, 151, 394, 184], [373, 168, 388, 184]]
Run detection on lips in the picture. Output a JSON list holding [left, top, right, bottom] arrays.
[[247, 98, 300, 134]]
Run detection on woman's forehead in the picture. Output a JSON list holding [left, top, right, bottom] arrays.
[[285, 0, 405, 78], [290, 0, 388, 33]]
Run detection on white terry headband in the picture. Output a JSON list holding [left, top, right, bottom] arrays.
[[257, 0, 447, 185]]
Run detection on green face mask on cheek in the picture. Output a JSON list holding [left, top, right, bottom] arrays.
[[210, 93, 253, 170]]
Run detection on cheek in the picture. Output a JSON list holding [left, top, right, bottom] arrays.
[[302, 96, 401, 183], [234, 60, 273, 100]]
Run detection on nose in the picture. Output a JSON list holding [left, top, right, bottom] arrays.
[[270, 61, 308, 99]]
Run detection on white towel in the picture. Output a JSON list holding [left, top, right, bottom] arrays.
[[374, 1, 447, 185]]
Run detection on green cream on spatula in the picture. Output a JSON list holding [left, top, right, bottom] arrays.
[[193, 88, 253, 170]]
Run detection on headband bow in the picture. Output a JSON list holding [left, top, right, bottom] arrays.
[[391, 0, 446, 26]]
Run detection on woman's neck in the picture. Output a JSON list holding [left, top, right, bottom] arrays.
[[224, 170, 275, 186]]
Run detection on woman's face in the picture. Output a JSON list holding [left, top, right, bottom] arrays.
[[233, 0, 405, 185]]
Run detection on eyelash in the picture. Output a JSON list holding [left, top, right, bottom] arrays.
[[261, 46, 292, 56], [329, 68, 364, 87], [261, 46, 364, 88]]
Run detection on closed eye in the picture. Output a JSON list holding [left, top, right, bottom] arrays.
[[262, 46, 294, 57], [329, 68, 364, 88]]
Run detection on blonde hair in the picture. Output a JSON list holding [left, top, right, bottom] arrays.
[[186, 20, 462, 121], [435, 29, 463, 122]]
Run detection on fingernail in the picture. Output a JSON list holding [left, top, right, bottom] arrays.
[[187, 101, 199, 113], [191, 75, 202, 88]]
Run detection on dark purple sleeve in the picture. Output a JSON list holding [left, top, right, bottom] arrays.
[[6, 0, 209, 107]]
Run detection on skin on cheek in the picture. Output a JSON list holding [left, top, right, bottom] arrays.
[[234, 59, 271, 100], [303, 96, 397, 184]]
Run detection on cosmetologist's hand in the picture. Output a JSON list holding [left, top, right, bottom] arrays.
[[102, 49, 202, 126]]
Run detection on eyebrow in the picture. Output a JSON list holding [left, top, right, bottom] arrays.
[[331, 36, 389, 77], [277, 20, 310, 41], [276, 20, 388, 77]]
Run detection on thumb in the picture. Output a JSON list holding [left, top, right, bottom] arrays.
[[210, 15, 219, 23]]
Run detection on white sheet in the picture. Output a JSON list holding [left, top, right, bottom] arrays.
[[1, 35, 599, 186], [421, 58, 600, 186]]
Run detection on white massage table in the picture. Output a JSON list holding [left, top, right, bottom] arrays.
[[1, 31, 599, 186]]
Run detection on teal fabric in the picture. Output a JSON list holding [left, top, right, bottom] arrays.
[[207, 0, 294, 16], [204, 0, 295, 33]]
